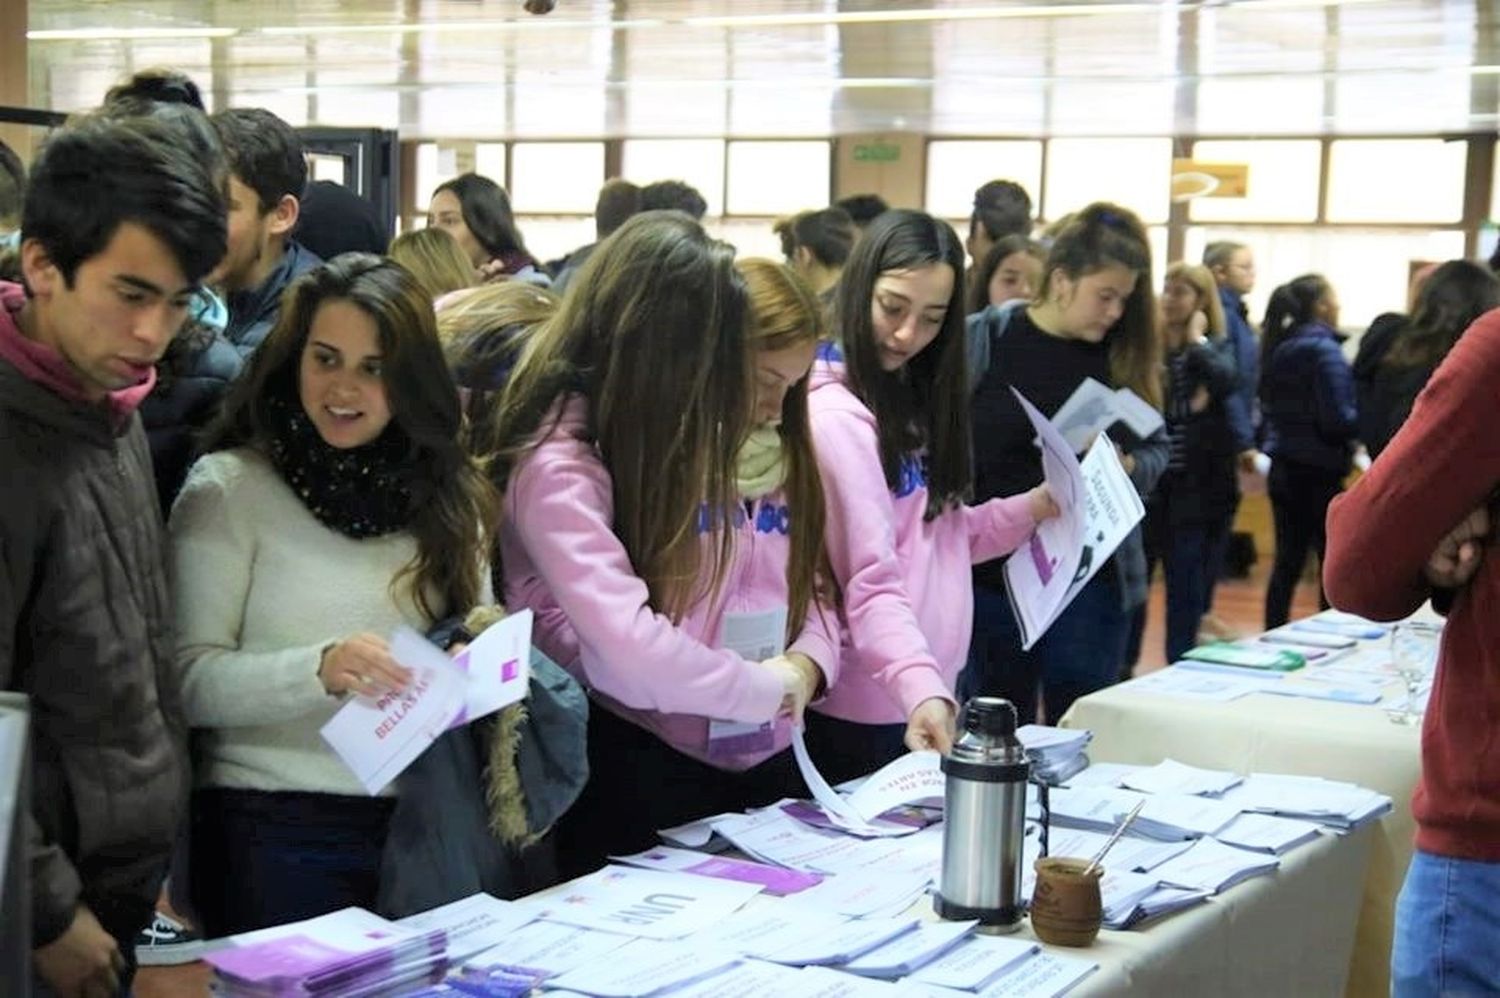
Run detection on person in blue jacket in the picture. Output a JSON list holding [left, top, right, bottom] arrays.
[[1257, 273, 1356, 628]]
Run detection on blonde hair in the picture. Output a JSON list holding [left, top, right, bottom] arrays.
[[438, 280, 560, 348], [389, 227, 477, 301], [1163, 262, 1227, 340], [735, 259, 829, 640]]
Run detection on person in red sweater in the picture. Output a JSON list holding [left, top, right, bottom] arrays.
[[1325, 306, 1500, 997]]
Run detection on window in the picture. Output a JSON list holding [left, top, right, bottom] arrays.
[[1188, 141, 1321, 224], [725, 141, 831, 216], [510, 142, 606, 215], [415, 142, 508, 210], [623, 140, 726, 217], [1044, 138, 1172, 224], [925, 141, 1044, 222], [1326, 140, 1465, 224], [1184, 226, 1466, 333]]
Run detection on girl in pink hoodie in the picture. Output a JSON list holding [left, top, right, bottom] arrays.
[[488, 215, 833, 873], [804, 209, 1056, 784]]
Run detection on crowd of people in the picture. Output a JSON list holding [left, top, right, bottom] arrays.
[[2, 67, 1498, 998]]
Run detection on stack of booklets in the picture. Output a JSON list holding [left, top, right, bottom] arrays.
[[204, 908, 448, 996], [1016, 725, 1092, 785], [1217, 774, 1393, 831]]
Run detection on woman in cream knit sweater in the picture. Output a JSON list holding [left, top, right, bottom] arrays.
[[170, 255, 495, 935]]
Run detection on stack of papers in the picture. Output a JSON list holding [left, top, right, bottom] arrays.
[[1217, 774, 1393, 831], [923, 952, 1100, 998], [1150, 837, 1282, 894], [612, 846, 824, 896], [1046, 786, 1147, 833], [545, 938, 744, 997], [1097, 870, 1169, 929], [1120, 759, 1242, 797], [838, 920, 977, 978], [1045, 827, 1193, 874], [1016, 725, 1092, 785], [528, 865, 763, 940], [1213, 813, 1323, 855], [1130, 795, 1243, 841], [904, 936, 1041, 991], [395, 894, 534, 963], [205, 908, 448, 997]]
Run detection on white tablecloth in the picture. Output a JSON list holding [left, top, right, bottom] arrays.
[[1064, 824, 1372, 997], [1061, 676, 1418, 997]]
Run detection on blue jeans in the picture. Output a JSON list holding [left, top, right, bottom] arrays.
[[962, 568, 1130, 725], [1392, 849, 1500, 996]]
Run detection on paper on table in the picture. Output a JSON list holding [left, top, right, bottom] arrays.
[[1117, 664, 1271, 702], [794, 869, 932, 919], [1133, 794, 1243, 840], [694, 901, 850, 959], [840, 920, 977, 978], [1044, 827, 1192, 874], [530, 865, 762, 940], [1120, 758, 1243, 797], [1214, 812, 1323, 855], [319, 627, 470, 795], [466, 920, 632, 977], [794, 966, 912, 996], [907, 936, 1041, 992], [974, 951, 1099, 998], [845, 750, 944, 822], [1059, 762, 1142, 789], [447, 609, 532, 729], [760, 917, 919, 966], [657, 813, 738, 850], [710, 809, 894, 874], [394, 893, 534, 961], [546, 938, 742, 998], [1150, 837, 1280, 893], [662, 959, 808, 997], [611, 845, 824, 896]]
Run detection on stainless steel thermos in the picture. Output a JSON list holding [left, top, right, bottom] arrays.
[[934, 696, 1030, 933]]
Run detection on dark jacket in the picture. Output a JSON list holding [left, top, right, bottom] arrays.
[[0, 356, 187, 949], [1260, 321, 1358, 473], [225, 240, 322, 357], [1158, 337, 1240, 524], [1217, 286, 1258, 452], [141, 322, 244, 516], [1352, 312, 1431, 460], [966, 302, 1170, 611]]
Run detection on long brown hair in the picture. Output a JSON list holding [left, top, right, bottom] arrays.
[[737, 258, 831, 641], [1040, 202, 1162, 409], [205, 254, 496, 621], [485, 212, 751, 621], [832, 209, 971, 521]]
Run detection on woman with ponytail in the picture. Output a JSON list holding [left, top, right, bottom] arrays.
[[485, 214, 833, 873], [964, 202, 1169, 724], [1258, 273, 1355, 628]]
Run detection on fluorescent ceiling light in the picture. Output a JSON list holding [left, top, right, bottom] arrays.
[[256, 18, 662, 37], [28, 26, 238, 41]]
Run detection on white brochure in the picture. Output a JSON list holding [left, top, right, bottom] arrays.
[[1051, 376, 1164, 453], [319, 627, 469, 794], [975, 952, 1100, 998], [840, 920, 977, 978], [394, 893, 534, 961], [1003, 390, 1145, 650], [465, 919, 632, 976], [760, 917, 920, 967], [907, 936, 1041, 991], [547, 938, 743, 997], [530, 865, 762, 940]]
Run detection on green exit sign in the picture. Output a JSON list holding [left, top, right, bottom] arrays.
[[852, 143, 900, 163]]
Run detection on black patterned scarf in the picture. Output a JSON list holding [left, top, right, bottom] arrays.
[[262, 378, 416, 539]]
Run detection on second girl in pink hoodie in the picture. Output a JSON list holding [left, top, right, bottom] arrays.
[[489, 219, 834, 873], [804, 209, 1056, 784]]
